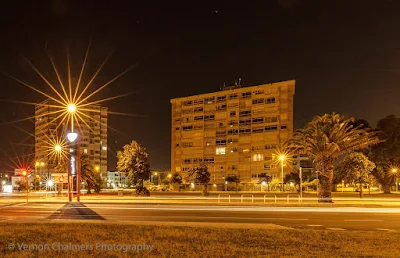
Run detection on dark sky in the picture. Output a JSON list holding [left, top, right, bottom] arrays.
[[0, 0, 399, 172]]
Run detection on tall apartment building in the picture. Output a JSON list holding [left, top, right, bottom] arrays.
[[35, 99, 108, 179], [170, 80, 295, 184]]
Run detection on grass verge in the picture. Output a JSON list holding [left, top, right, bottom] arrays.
[[0, 222, 399, 257]]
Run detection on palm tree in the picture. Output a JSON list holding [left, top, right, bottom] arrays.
[[287, 113, 379, 202], [80, 154, 96, 194]]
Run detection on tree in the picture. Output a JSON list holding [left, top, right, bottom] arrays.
[[188, 163, 211, 196], [336, 152, 375, 198], [117, 141, 151, 190], [225, 175, 240, 192], [369, 115, 400, 193], [288, 113, 379, 202], [170, 172, 183, 191], [80, 154, 96, 194]]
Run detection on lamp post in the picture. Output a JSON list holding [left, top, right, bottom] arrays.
[[22, 170, 28, 203], [392, 168, 398, 192], [299, 167, 302, 201], [67, 131, 78, 202], [279, 155, 285, 192]]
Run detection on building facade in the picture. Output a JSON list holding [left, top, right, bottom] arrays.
[[170, 80, 295, 184], [35, 99, 108, 179], [292, 155, 315, 181], [106, 171, 128, 188]]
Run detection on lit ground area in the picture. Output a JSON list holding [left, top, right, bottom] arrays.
[[0, 222, 399, 257]]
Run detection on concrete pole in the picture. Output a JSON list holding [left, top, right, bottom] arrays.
[[299, 167, 302, 201]]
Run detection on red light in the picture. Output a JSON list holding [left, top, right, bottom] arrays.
[[22, 170, 27, 176]]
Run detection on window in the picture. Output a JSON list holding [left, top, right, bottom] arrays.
[[252, 117, 264, 124], [227, 129, 238, 135], [281, 125, 288, 130], [184, 117, 190, 122], [182, 109, 192, 114], [194, 107, 203, 112], [228, 120, 238, 127], [194, 116, 203, 121], [229, 148, 238, 153], [253, 90, 264, 95], [252, 127, 264, 133], [193, 158, 203, 163], [239, 128, 251, 135], [194, 125, 203, 130], [265, 144, 277, 150], [230, 111, 236, 117], [252, 98, 264, 105], [184, 159, 191, 164], [239, 119, 251, 126], [175, 127, 180, 131], [264, 164, 274, 170], [216, 139, 227, 146], [216, 104, 227, 111], [182, 167, 191, 172], [102, 146, 107, 151], [204, 115, 215, 121], [194, 99, 203, 105], [265, 116, 278, 123], [84, 149, 88, 154], [253, 154, 264, 161], [243, 149, 250, 153], [182, 125, 193, 131], [228, 138, 238, 144], [217, 96, 226, 102], [251, 145, 263, 151], [204, 157, 215, 163], [216, 131, 226, 137], [216, 147, 226, 155], [229, 93, 238, 99], [266, 97, 276, 104], [175, 118, 181, 122], [265, 125, 278, 132], [204, 97, 215, 104], [239, 110, 251, 117], [183, 100, 193, 106], [242, 92, 251, 98], [182, 142, 193, 148], [219, 122, 224, 127]]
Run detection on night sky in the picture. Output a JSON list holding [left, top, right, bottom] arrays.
[[0, 0, 399, 173]]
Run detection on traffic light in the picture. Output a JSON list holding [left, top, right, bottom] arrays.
[[22, 170, 27, 176]]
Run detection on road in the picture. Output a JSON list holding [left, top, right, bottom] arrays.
[[1, 202, 400, 232]]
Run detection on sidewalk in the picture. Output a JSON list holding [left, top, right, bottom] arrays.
[[2, 194, 400, 207]]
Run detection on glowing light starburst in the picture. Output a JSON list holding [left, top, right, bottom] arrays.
[[6, 39, 139, 136]]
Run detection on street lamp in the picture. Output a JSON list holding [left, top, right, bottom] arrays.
[[279, 155, 285, 192]]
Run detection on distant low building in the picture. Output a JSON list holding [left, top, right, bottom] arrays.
[[107, 171, 128, 188], [292, 155, 314, 181]]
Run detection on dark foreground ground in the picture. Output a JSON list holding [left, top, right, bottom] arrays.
[[0, 222, 399, 257]]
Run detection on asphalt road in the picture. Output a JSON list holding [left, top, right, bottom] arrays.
[[1, 202, 400, 232]]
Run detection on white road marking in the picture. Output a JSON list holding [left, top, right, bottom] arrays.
[[307, 224, 323, 227], [327, 228, 346, 231], [376, 228, 397, 232], [344, 219, 383, 222]]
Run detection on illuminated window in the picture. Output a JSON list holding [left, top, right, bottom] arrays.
[[84, 149, 88, 154], [102, 146, 107, 151], [216, 147, 226, 155], [252, 154, 264, 161]]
